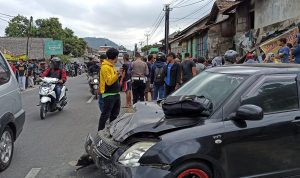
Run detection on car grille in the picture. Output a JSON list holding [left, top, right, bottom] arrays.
[[94, 134, 119, 158]]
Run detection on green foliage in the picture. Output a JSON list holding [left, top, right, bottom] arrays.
[[5, 16, 87, 57], [141, 43, 160, 52], [35, 18, 64, 40], [57, 54, 71, 64], [5, 15, 30, 37]]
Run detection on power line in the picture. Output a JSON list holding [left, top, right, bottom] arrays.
[[173, 0, 205, 8], [148, 14, 165, 42], [149, 9, 163, 29], [171, 0, 214, 22], [0, 12, 14, 18], [143, 8, 164, 44], [171, 7, 212, 23], [174, 0, 189, 6], [149, 14, 164, 37], [0, 17, 10, 23], [170, 0, 177, 5], [149, 14, 165, 39]]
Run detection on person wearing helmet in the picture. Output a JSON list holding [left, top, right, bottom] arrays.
[[41, 57, 67, 104], [88, 59, 100, 76], [244, 53, 257, 64], [150, 52, 166, 100]]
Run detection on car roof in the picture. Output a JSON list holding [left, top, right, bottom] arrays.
[[207, 64, 300, 75]]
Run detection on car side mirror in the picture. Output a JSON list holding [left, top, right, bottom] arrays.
[[233, 104, 263, 121]]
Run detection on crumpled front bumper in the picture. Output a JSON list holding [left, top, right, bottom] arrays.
[[84, 134, 172, 178]]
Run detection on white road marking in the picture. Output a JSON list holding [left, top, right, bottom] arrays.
[[24, 168, 41, 178], [86, 95, 95, 103]]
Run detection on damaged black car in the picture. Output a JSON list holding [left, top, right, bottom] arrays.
[[79, 64, 300, 178]]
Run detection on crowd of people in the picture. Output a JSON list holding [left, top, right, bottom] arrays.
[[95, 48, 214, 131], [95, 32, 300, 130], [8, 59, 83, 91]]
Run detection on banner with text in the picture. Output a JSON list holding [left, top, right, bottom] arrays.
[[260, 27, 299, 54], [45, 40, 63, 56]]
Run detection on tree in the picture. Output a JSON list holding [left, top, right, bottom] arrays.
[[5, 15, 30, 37], [141, 43, 160, 52], [4, 15, 87, 57], [35, 18, 65, 40]]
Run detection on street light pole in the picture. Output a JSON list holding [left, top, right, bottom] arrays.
[[164, 4, 170, 54]]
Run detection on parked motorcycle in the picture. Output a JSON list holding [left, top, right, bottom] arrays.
[[39, 77, 68, 120], [89, 73, 99, 99]]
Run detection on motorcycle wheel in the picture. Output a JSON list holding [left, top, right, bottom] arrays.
[[40, 103, 47, 120], [94, 90, 98, 100]]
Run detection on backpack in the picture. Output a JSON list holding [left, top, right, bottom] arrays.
[[154, 67, 164, 85]]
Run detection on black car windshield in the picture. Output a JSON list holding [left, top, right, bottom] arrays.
[[172, 71, 246, 111]]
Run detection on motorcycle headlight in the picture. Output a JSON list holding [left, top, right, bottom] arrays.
[[118, 142, 156, 167], [40, 87, 49, 95], [93, 79, 99, 83]]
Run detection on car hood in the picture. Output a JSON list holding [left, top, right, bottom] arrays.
[[109, 102, 203, 142]]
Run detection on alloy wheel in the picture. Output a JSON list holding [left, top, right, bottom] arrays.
[[0, 131, 13, 164]]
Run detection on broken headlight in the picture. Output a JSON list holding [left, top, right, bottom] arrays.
[[118, 142, 156, 167]]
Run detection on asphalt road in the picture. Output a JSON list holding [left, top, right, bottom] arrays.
[[1, 75, 108, 178]]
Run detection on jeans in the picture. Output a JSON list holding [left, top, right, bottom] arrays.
[[54, 85, 63, 102], [165, 85, 176, 97], [153, 84, 165, 100], [98, 94, 104, 112], [132, 80, 146, 104], [98, 94, 120, 131], [28, 76, 34, 87], [18, 76, 26, 90]]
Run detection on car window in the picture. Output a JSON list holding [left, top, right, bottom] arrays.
[[172, 71, 247, 111], [242, 80, 298, 113], [0, 55, 10, 85]]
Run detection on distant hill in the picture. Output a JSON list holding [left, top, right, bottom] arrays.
[[83, 37, 119, 50]]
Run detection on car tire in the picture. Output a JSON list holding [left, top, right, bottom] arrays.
[[0, 127, 14, 172], [172, 162, 213, 178]]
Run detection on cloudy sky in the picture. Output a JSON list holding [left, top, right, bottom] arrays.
[[0, 0, 214, 50]]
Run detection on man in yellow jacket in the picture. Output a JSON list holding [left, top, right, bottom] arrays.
[[98, 48, 121, 131]]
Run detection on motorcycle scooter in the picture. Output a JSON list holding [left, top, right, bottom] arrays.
[[88, 72, 99, 99], [39, 77, 68, 120]]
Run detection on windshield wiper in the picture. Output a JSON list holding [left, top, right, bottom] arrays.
[[153, 116, 165, 129]]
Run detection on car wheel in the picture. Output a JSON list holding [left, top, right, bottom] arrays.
[[173, 162, 212, 178], [0, 127, 14, 172]]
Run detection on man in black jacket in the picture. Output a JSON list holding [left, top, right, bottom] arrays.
[[165, 52, 181, 97]]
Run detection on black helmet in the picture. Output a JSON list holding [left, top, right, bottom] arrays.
[[156, 52, 166, 62], [51, 57, 61, 69]]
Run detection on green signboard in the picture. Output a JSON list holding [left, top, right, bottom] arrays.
[[149, 48, 159, 54], [45, 40, 63, 56]]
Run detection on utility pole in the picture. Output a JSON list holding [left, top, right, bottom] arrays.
[[145, 33, 150, 46], [164, 4, 171, 54], [26, 16, 33, 58], [134, 43, 137, 57]]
